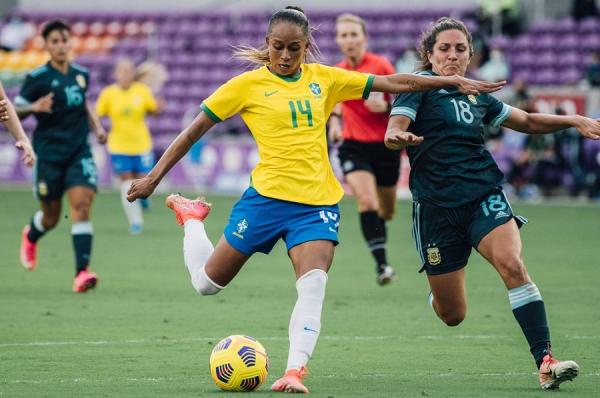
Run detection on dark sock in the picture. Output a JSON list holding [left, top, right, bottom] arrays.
[[27, 216, 46, 243], [510, 283, 551, 368], [359, 211, 388, 270], [72, 223, 93, 275]]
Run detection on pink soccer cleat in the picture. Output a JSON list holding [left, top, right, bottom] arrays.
[[72, 268, 98, 293], [20, 225, 37, 271], [165, 194, 211, 225], [539, 354, 579, 390], [271, 367, 309, 394]]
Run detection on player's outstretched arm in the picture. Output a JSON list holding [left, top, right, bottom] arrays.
[[384, 115, 423, 151], [372, 74, 505, 96], [502, 107, 600, 139], [127, 111, 216, 202], [0, 84, 35, 167]]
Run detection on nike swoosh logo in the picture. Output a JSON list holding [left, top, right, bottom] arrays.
[[264, 90, 278, 97], [303, 326, 319, 333]]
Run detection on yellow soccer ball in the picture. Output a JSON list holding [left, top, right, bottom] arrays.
[[209, 335, 269, 391]]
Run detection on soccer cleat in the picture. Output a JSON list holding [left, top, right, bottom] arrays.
[[165, 194, 211, 225], [20, 225, 37, 271], [72, 268, 98, 293], [376, 265, 396, 286], [539, 354, 579, 390], [271, 367, 309, 394]]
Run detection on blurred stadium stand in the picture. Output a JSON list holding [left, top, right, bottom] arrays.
[[0, 0, 599, 199]]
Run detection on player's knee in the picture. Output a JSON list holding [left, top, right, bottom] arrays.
[[356, 195, 378, 212], [497, 255, 528, 285], [437, 308, 466, 327], [193, 267, 224, 296]]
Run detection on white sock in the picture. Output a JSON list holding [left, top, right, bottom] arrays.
[[33, 210, 45, 232], [183, 220, 223, 295], [120, 180, 143, 227], [286, 269, 328, 371]]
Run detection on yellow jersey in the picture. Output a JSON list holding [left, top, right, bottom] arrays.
[[96, 81, 157, 155], [201, 63, 373, 205]]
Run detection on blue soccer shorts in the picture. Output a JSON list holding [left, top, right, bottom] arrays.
[[110, 151, 154, 175], [224, 187, 341, 255]]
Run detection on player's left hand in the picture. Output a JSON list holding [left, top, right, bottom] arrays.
[[453, 75, 506, 96], [95, 128, 107, 145], [127, 176, 157, 202], [0, 98, 8, 122], [574, 116, 600, 140], [15, 139, 36, 167]]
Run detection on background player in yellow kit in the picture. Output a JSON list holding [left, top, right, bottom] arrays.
[[96, 58, 161, 234]]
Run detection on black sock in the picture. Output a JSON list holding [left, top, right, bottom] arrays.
[[27, 215, 46, 243], [512, 298, 552, 368], [72, 223, 93, 275], [359, 211, 388, 270]]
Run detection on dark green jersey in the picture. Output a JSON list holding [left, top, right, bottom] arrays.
[[15, 62, 90, 157], [391, 71, 512, 207]]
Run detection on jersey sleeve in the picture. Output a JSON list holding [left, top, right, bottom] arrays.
[[14, 74, 42, 106], [200, 75, 246, 122], [328, 66, 374, 103], [390, 91, 423, 121], [95, 88, 109, 117], [483, 94, 512, 127]]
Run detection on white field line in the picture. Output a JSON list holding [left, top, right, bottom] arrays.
[[0, 334, 510, 348], [2, 373, 599, 386]]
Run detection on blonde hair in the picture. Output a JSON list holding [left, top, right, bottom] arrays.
[[335, 13, 367, 36], [233, 6, 320, 67]]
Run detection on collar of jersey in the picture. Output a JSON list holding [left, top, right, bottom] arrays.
[[267, 66, 302, 82]]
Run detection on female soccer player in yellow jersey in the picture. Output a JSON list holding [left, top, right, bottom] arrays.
[[126, 6, 504, 394], [96, 58, 161, 234]]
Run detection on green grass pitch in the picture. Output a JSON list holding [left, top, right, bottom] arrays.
[[1, 189, 598, 397]]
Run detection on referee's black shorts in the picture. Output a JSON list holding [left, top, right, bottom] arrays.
[[337, 140, 401, 187]]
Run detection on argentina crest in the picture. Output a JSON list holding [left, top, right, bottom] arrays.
[[427, 247, 441, 266]]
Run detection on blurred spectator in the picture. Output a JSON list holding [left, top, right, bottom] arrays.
[[572, 0, 599, 21], [477, 48, 509, 82], [395, 49, 418, 73], [585, 52, 600, 87], [0, 16, 35, 52], [477, 0, 522, 37]]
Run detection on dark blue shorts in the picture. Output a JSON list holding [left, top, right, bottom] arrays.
[[110, 151, 154, 175], [412, 187, 527, 276], [224, 187, 340, 255]]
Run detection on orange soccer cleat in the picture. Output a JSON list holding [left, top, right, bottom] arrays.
[[539, 354, 579, 390], [72, 268, 98, 293], [165, 194, 212, 225], [20, 225, 38, 271], [271, 367, 309, 394]]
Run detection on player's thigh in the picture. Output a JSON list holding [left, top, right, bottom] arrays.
[[477, 219, 530, 288], [67, 186, 96, 221], [65, 150, 98, 194], [288, 240, 335, 279], [376, 185, 397, 220], [34, 157, 66, 202], [427, 268, 467, 316], [345, 170, 379, 211], [413, 201, 472, 276], [204, 235, 251, 287]]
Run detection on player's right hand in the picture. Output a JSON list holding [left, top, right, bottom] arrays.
[[384, 128, 423, 150], [15, 140, 36, 167], [454, 75, 506, 95], [32, 92, 54, 113], [0, 99, 8, 121], [127, 176, 157, 202]]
